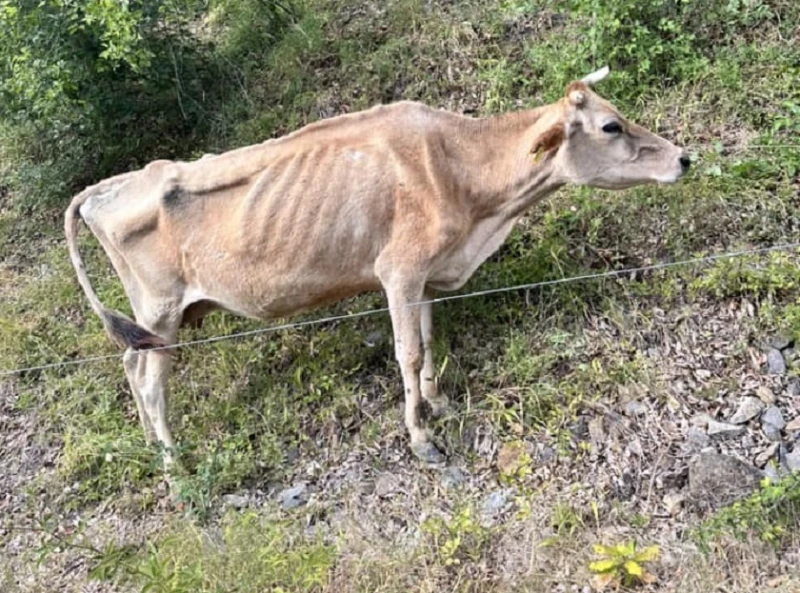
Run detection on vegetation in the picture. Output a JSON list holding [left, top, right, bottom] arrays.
[[1, 0, 800, 592]]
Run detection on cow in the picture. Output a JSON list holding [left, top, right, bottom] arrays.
[[64, 67, 690, 468]]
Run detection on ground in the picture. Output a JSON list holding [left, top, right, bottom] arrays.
[[1, 1, 800, 592]]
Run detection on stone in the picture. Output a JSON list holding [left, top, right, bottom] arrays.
[[707, 419, 746, 439], [690, 413, 712, 428], [769, 334, 794, 351], [537, 445, 557, 464], [624, 401, 647, 417], [688, 452, 762, 509], [614, 470, 636, 501], [375, 473, 401, 498], [766, 348, 787, 375], [763, 423, 783, 442], [663, 491, 686, 515], [728, 397, 764, 424], [785, 417, 800, 433], [482, 489, 512, 515], [762, 406, 786, 430], [279, 483, 308, 510], [755, 443, 780, 467], [785, 448, 800, 472], [686, 426, 711, 448], [222, 494, 249, 509], [757, 386, 776, 404], [788, 380, 800, 398], [363, 330, 385, 348], [440, 466, 468, 489], [626, 438, 643, 457]]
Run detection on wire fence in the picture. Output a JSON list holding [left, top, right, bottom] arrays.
[[3, 240, 800, 378]]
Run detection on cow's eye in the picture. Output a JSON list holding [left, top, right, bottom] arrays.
[[602, 122, 623, 134]]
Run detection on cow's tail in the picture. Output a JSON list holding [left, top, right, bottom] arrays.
[[64, 178, 168, 351]]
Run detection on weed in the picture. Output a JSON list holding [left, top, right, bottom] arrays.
[[589, 540, 660, 590], [694, 473, 800, 550], [422, 505, 492, 567]]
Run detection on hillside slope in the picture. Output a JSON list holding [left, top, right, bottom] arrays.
[[1, 1, 800, 591]]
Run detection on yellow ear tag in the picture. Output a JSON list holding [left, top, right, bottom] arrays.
[[531, 146, 545, 163]]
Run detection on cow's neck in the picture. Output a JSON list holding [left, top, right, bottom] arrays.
[[451, 105, 565, 221]]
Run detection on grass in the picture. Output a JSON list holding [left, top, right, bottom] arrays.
[[2, 0, 800, 591]]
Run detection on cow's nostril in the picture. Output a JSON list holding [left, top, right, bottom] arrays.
[[679, 155, 691, 170]]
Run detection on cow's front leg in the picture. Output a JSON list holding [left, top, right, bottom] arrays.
[[420, 296, 449, 417], [384, 280, 445, 465]]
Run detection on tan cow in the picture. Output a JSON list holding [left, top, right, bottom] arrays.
[[65, 67, 689, 467]]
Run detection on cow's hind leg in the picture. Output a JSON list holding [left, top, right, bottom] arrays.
[[420, 295, 449, 417], [127, 306, 181, 469], [123, 349, 155, 443], [382, 277, 445, 465]]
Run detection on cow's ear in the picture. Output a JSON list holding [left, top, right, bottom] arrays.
[[530, 122, 565, 162]]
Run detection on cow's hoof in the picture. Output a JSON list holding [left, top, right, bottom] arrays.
[[411, 441, 446, 465]]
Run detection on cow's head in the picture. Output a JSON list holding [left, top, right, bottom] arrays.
[[533, 67, 690, 189]]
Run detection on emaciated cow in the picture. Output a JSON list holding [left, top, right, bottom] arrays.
[[65, 67, 689, 467]]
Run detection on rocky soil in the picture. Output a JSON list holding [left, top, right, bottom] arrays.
[[2, 293, 800, 592]]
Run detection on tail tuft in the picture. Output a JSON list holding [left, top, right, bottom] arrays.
[[103, 312, 169, 352]]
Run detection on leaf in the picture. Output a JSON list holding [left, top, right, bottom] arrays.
[[615, 540, 635, 557], [589, 559, 618, 573], [592, 543, 613, 556], [591, 572, 618, 591], [624, 560, 643, 577], [634, 545, 660, 562]]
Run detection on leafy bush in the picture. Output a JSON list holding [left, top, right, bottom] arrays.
[[0, 0, 296, 209], [694, 473, 800, 549], [532, 0, 796, 105]]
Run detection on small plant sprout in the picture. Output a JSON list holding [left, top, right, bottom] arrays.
[[589, 541, 659, 590]]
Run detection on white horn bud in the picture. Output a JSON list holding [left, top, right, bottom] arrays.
[[581, 65, 610, 86]]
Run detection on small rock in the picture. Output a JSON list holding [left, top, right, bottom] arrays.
[[222, 494, 249, 509], [762, 407, 786, 430], [755, 443, 780, 467], [686, 426, 711, 447], [763, 423, 783, 442], [537, 445, 557, 464], [375, 473, 401, 498], [614, 470, 636, 501], [363, 330, 385, 348], [626, 438, 643, 457], [663, 491, 686, 515], [624, 401, 647, 417], [279, 483, 308, 510], [770, 334, 794, 351], [728, 396, 764, 424], [688, 452, 762, 509], [741, 434, 756, 449], [440, 466, 468, 489], [767, 348, 787, 375], [482, 489, 512, 515], [785, 448, 800, 472], [785, 417, 800, 433], [707, 419, 746, 439], [788, 380, 800, 398], [690, 413, 712, 428], [757, 386, 777, 404]]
